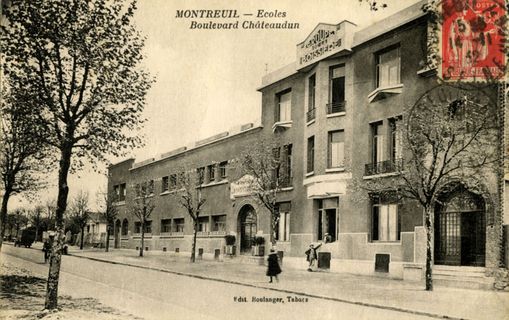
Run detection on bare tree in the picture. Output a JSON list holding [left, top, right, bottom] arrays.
[[69, 191, 90, 250], [97, 189, 118, 252], [12, 208, 28, 239], [354, 83, 499, 291], [1, 0, 152, 309], [29, 205, 44, 242], [237, 136, 291, 245], [173, 168, 206, 263], [130, 181, 155, 257]]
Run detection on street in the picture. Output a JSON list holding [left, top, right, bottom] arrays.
[[2, 245, 438, 320]]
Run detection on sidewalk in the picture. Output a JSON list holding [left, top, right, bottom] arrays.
[[57, 245, 509, 320]]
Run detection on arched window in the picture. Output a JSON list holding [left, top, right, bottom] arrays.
[[121, 219, 129, 236]]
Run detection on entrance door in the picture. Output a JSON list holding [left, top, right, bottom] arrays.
[[435, 190, 485, 266], [318, 198, 339, 242], [239, 205, 257, 254]]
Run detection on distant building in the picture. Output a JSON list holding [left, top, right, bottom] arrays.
[[108, 1, 505, 282]]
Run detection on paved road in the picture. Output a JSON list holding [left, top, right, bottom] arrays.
[[2, 245, 438, 320]]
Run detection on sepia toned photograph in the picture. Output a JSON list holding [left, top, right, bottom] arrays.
[[0, 0, 508, 319]]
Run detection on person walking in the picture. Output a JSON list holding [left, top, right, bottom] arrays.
[[42, 240, 50, 263], [305, 243, 322, 271], [266, 249, 281, 283]]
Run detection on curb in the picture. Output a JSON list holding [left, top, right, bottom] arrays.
[[68, 253, 467, 320]]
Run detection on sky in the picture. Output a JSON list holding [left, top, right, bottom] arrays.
[[11, 0, 420, 211]]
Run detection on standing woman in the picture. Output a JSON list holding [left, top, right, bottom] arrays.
[[266, 249, 281, 283]]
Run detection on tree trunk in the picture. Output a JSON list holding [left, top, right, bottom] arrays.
[[0, 191, 11, 251], [80, 227, 84, 250], [270, 209, 279, 246], [424, 205, 434, 291], [35, 226, 39, 243], [190, 220, 197, 263], [105, 228, 110, 252], [140, 225, 145, 257], [140, 221, 144, 257], [45, 143, 72, 310]]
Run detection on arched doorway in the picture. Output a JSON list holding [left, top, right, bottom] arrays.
[[435, 188, 486, 266], [114, 219, 121, 248], [238, 205, 257, 254]]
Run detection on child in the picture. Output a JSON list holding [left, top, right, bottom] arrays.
[[266, 249, 281, 283]]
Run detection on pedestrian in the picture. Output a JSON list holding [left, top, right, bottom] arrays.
[[42, 240, 50, 263], [305, 243, 322, 271], [266, 249, 281, 283]]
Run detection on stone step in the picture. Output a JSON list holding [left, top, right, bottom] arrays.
[[433, 276, 494, 290], [434, 270, 487, 279], [434, 265, 485, 273], [433, 266, 494, 290]]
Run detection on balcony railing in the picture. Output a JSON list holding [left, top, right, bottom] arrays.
[[365, 158, 404, 176], [269, 176, 293, 189], [326, 101, 346, 114], [306, 108, 316, 122], [280, 176, 293, 188]]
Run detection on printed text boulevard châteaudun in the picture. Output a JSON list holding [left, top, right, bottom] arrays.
[[175, 9, 300, 30]]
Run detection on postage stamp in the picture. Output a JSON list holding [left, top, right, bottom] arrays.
[[441, 0, 506, 81]]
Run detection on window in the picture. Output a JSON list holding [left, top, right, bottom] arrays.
[[276, 202, 291, 241], [208, 164, 216, 182], [198, 216, 209, 232], [389, 117, 403, 162], [329, 65, 346, 114], [372, 203, 400, 241], [114, 183, 126, 201], [161, 176, 169, 193], [145, 220, 152, 234], [121, 219, 128, 236], [169, 174, 177, 190], [376, 46, 400, 88], [212, 215, 226, 232], [371, 122, 384, 165], [276, 90, 291, 122], [307, 136, 315, 173], [121, 183, 126, 200], [134, 221, 142, 234], [219, 161, 228, 179], [284, 144, 292, 186], [308, 74, 316, 111], [114, 185, 120, 201], [147, 180, 154, 195], [196, 167, 205, 185], [161, 219, 171, 233], [173, 218, 185, 232], [328, 130, 345, 168], [135, 183, 141, 197]]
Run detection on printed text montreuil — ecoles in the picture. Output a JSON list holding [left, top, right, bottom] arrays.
[[175, 9, 300, 30]]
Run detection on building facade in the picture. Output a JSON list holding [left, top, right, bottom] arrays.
[[108, 1, 505, 281]]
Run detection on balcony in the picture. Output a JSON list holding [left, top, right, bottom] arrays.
[[280, 176, 293, 188], [269, 176, 293, 189], [364, 159, 404, 177], [306, 108, 316, 123], [326, 101, 346, 115]]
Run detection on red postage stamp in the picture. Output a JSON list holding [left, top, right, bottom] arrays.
[[441, 0, 506, 81]]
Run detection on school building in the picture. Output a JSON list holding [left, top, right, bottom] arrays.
[[108, 1, 506, 286]]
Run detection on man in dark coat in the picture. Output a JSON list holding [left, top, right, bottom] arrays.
[[42, 240, 51, 263], [266, 249, 281, 283]]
